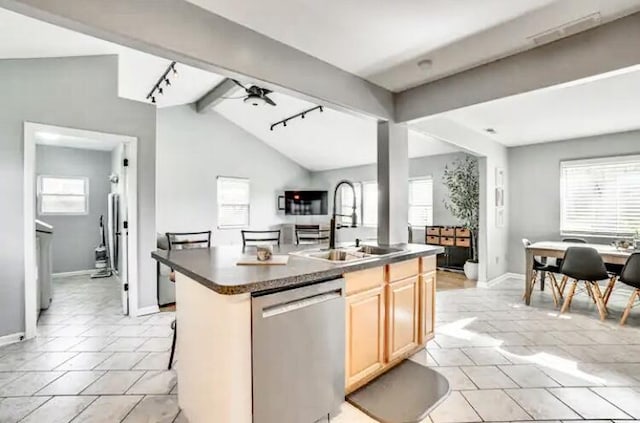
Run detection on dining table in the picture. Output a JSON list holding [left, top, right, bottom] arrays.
[[524, 241, 633, 305]]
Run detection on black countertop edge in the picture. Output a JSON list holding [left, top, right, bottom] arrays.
[[152, 246, 444, 296]]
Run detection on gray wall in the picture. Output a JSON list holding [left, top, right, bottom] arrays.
[[0, 55, 156, 337], [507, 130, 640, 274], [36, 145, 112, 273], [309, 152, 472, 226], [156, 105, 311, 245]]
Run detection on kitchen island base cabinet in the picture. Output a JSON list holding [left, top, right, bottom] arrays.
[[345, 286, 385, 388], [420, 271, 436, 344], [345, 257, 436, 394], [386, 276, 420, 363]]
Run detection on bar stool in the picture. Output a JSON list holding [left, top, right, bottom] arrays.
[[559, 246, 610, 320], [165, 231, 212, 370], [522, 239, 563, 306], [241, 230, 281, 247], [618, 253, 640, 325]]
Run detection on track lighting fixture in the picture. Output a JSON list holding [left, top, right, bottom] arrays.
[[146, 61, 177, 104], [270, 105, 323, 131]]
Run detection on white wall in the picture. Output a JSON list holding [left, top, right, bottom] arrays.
[[36, 145, 112, 273], [0, 55, 156, 337], [156, 105, 312, 245], [507, 130, 640, 274], [308, 152, 473, 243]]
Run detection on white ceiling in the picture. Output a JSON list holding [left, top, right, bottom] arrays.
[[213, 92, 459, 171], [185, 0, 640, 91], [0, 7, 224, 107], [415, 65, 640, 147]]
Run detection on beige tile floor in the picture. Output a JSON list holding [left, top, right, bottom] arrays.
[[3, 274, 640, 422]]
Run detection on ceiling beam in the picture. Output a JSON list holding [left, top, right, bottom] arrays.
[[0, 0, 394, 120], [395, 12, 640, 123], [195, 78, 237, 114]]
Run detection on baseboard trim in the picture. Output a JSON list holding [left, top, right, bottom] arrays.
[[53, 269, 95, 278], [137, 305, 160, 316], [478, 272, 525, 288], [0, 332, 25, 347]]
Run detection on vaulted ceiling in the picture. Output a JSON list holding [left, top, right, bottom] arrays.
[[2, 2, 640, 170], [186, 0, 640, 91]]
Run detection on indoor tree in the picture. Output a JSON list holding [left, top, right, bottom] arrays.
[[443, 157, 480, 276]]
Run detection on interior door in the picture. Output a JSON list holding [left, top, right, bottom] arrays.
[[119, 144, 130, 315]]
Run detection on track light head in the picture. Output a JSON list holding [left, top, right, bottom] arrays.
[[151, 96, 156, 104], [158, 87, 163, 95], [165, 78, 171, 86], [301, 114, 305, 119], [283, 121, 287, 127]]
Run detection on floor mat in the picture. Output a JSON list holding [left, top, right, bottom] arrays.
[[346, 360, 450, 423]]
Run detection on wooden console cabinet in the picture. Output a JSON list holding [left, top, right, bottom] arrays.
[[344, 256, 436, 393]]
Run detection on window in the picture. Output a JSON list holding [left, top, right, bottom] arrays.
[[409, 177, 433, 226], [339, 182, 362, 225], [362, 181, 378, 227], [561, 155, 640, 236], [38, 176, 88, 215], [217, 176, 250, 229]]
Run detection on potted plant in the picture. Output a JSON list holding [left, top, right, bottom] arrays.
[[443, 156, 480, 280]]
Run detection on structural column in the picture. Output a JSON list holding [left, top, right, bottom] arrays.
[[377, 120, 409, 245]]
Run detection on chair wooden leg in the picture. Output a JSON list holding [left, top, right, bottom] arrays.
[[550, 273, 563, 301], [561, 280, 578, 313], [603, 276, 617, 305], [559, 275, 568, 296], [548, 274, 559, 307], [620, 289, 639, 326], [591, 283, 608, 316], [590, 282, 608, 321]]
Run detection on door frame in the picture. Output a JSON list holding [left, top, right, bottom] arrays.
[[23, 122, 139, 339]]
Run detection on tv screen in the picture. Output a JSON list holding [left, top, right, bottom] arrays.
[[285, 191, 328, 215]]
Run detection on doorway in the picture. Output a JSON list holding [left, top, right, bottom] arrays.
[[23, 122, 139, 339]]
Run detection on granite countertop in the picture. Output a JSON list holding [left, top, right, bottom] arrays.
[[152, 243, 444, 295]]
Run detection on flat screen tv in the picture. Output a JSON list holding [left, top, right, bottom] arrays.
[[285, 190, 328, 215]]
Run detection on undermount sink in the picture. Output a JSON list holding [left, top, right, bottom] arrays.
[[355, 245, 405, 255], [291, 245, 406, 264]]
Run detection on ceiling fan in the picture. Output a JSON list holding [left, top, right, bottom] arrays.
[[232, 79, 276, 106]]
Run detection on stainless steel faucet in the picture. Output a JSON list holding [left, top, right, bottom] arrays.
[[329, 180, 358, 249]]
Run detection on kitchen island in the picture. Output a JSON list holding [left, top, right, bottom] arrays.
[[152, 243, 443, 423]]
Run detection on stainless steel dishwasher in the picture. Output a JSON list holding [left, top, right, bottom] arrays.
[[252, 278, 345, 423]]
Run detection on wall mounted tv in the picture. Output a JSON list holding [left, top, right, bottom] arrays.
[[285, 191, 328, 215]]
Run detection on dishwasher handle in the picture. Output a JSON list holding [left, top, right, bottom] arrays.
[[262, 290, 341, 318], [252, 278, 345, 318]]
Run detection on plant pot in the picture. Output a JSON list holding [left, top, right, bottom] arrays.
[[463, 260, 479, 280]]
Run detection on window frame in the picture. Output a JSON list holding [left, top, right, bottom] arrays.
[[560, 155, 640, 237], [216, 176, 250, 230], [37, 175, 90, 216], [361, 180, 378, 228], [408, 176, 434, 227]]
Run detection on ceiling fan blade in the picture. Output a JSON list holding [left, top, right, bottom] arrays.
[[231, 79, 248, 92], [263, 95, 277, 106]]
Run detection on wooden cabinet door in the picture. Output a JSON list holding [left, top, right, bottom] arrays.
[[419, 271, 436, 344], [386, 276, 420, 363], [345, 286, 385, 390]]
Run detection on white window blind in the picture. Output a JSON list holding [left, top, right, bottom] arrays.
[[362, 181, 378, 227], [561, 155, 640, 236], [38, 176, 89, 215], [409, 177, 433, 226], [217, 177, 250, 229], [340, 182, 362, 225]]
